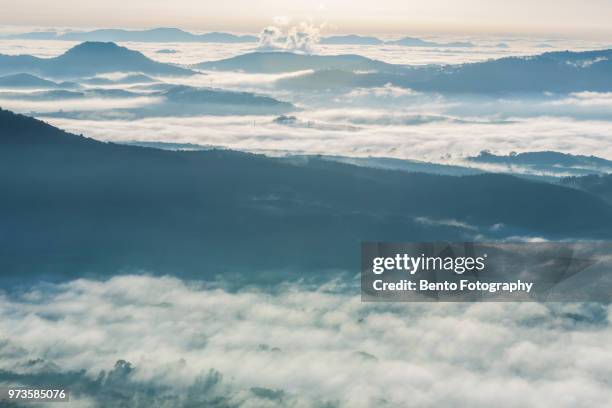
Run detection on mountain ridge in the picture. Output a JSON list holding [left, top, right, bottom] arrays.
[[386, 36, 474, 47], [275, 48, 612, 93], [5, 27, 258, 43], [0, 73, 78, 89], [194, 51, 403, 73], [4, 28, 479, 47], [2, 108, 612, 284], [0, 42, 194, 78]]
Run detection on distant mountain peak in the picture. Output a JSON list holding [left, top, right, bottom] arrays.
[[4, 27, 258, 43], [0, 41, 193, 78], [194, 51, 399, 73], [2, 72, 40, 80], [148, 27, 188, 33], [62, 41, 130, 56]]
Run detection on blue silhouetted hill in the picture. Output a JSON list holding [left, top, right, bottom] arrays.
[[386, 37, 474, 47], [7, 45, 612, 92], [83, 73, 156, 85], [2, 109, 612, 284], [0, 42, 194, 78], [18, 85, 295, 118], [277, 49, 612, 93], [468, 151, 612, 177], [0, 73, 78, 89], [194, 51, 402, 73], [161, 85, 292, 107], [6, 27, 258, 43], [413, 49, 612, 93], [562, 174, 612, 203]]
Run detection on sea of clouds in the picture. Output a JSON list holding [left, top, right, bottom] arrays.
[[43, 98, 612, 164], [2, 32, 612, 164], [1, 275, 611, 407], [0, 30, 608, 65], [2, 27, 612, 408]]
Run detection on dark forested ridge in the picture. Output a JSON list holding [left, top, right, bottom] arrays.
[[562, 174, 612, 203], [2, 109, 612, 285]]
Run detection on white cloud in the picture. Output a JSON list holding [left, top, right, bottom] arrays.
[[345, 83, 420, 99], [257, 22, 323, 53], [414, 216, 478, 231], [0, 275, 611, 407], [0, 95, 161, 113], [161, 69, 313, 93], [42, 109, 612, 164]]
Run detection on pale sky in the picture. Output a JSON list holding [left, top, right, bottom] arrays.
[[2, 0, 612, 37]]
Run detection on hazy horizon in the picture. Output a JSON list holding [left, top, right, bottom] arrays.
[[2, 0, 612, 38]]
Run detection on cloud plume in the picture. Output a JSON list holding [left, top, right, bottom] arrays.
[[257, 22, 322, 53]]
